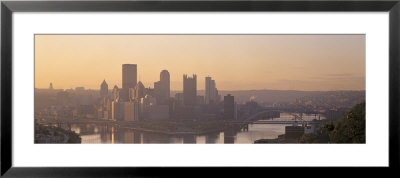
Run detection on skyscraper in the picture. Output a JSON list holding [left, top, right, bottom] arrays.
[[122, 64, 137, 89], [100, 80, 108, 98], [112, 100, 124, 121], [113, 85, 119, 102], [205, 77, 211, 104], [154, 70, 170, 104], [154, 81, 162, 102], [135, 81, 145, 99], [183, 74, 197, 105], [160, 70, 170, 100], [224, 94, 234, 120], [205, 76, 217, 104], [121, 64, 137, 101], [124, 100, 139, 121]]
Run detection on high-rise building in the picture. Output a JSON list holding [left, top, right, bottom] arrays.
[[215, 88, 220, 103], [160, 70, 170, 101], [140, 95, 157, 112], [140, 95, 157, 120], [119, 88, 129, 102], [224, 94, 234, 120], [122, 64, 137, 89], [100, 80, 108, 98], [112, 100, 124, 121], [129, 88, 136, 101], [103, 97, 112, 120], [113, 85, 119, 101], [135, 81, 145, 99], [49, 82, 53, 90], [154, 70, 170, 104], [154, 81, 162, 101], [205, 77, 211, 103], [183, 74, 197, 105], [174, 93, 184, 105], [205, 77, 217, 104], [124, 100, 139, 121], [122, 64, 137, 101]]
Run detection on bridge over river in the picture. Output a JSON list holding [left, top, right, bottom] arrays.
[[226, 109, 325, 131], [37, 109, 325, 135]]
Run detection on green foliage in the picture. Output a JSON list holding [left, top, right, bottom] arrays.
[[299, 102, 365, 143], [35, 123, 81, 143], [299, 129, 330, 143], [299, 133, 320, 143], [67, 132, 82, 143], [329, 102, 365, 143]]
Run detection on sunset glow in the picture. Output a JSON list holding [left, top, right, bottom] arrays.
[[35, 35, 365, 91]]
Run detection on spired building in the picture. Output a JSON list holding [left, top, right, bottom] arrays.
[[111, 84, 140, 121], [154, 70, 170, 104], [111, 85, 123, 121], [224, 94, 235, 120], [135, 81, 145, 100], [100, 80, 108, 98], [98, 80, 111, 120], [183, 74, 197, 106], [121, 64, 137, 101]]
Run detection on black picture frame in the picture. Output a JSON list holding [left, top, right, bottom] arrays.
[[1, 0, 399, 177]]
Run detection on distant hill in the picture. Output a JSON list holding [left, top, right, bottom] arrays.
[[36, 88, 365, 106], [171, 89, 365, 104]]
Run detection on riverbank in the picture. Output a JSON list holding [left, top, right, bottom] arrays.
[[35, 123, 81, 143]]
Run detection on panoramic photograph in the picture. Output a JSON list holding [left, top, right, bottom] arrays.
[[34, 35, 366, 144]]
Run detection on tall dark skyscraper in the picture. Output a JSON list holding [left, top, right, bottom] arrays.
[[224, 94, 234, 120], [183, 74, 197, 106], [122, 64, 137, 89], [122, 64, 137, 101], [100, 80, 108, 98], [154, 70, 170, 104]]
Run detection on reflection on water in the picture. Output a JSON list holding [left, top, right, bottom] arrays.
[[69, 113, 324, 144]]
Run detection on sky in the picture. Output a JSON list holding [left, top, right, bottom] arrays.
[[35, 35, 365, 91]]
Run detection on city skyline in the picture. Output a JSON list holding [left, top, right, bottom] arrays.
[[35, 35, 365, 91]]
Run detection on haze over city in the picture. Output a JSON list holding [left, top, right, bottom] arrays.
[[35, 35, 365, 91], [34, 34, 366, 144]]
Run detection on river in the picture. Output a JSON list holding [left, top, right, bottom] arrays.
[[69, 113, 325, 144]]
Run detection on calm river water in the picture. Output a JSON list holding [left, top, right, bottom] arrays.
[[70, 113, 325, 144]]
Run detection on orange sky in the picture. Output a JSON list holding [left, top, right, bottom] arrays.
[[35, 35, 365, 91]]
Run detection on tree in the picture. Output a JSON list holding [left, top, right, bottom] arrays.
[[329, 102, 365, 143], [299, 133, 320, 143], [299, 102, 365, 143]]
